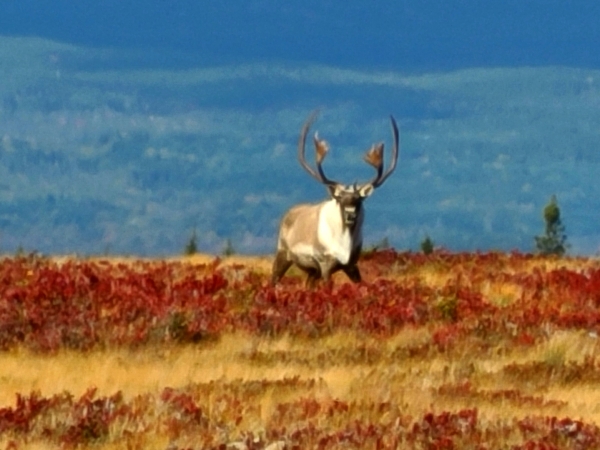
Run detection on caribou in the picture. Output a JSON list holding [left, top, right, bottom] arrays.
[[271, 111, 400, 288]]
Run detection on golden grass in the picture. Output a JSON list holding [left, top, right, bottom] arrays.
[[2, 328, 600, 448], [2, 328, 599, 406]]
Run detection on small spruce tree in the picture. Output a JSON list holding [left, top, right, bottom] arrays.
[[184, 228, 198, 255], [420, 235, 434, 255], [534, 195, 568, 256], [222, 238, 236, 256], [374, 236, 390, 251]]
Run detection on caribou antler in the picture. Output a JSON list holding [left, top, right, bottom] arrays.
[[298, 111, 338, 186], [363, 116, 399, 188]]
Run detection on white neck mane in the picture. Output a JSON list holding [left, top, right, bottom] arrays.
[[317, 199, 363, 264]]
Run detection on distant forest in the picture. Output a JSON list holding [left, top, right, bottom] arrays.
[[0, 38, 599, 255]]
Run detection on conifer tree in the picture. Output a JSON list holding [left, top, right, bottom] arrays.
[[222, 238, 236, 256], [184, 228, 198, 255], [420, 235, 434, 255], [534, 195, 568, 256]]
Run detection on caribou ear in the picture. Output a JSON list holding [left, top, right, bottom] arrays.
[[327, 184, 344, 198], [358, 184, 375, 198]]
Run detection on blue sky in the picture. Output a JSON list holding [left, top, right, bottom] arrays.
[[2, 1, 599, 70]]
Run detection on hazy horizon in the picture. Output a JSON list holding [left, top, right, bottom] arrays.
[[2, 1, 599, 71]]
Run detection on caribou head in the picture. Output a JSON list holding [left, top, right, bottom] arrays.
[[271, 111, 400, 288]]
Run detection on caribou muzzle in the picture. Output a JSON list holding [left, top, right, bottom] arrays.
[[343, 206, 358, 225]]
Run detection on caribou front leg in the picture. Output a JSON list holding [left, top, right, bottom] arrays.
[[342, 245, 362, 283], [342, 264, 362, 283], [318, 256, 340, 285]]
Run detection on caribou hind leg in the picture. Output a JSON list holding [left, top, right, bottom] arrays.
[[271, 250, 293, 285], [305, 268, 320, 289], [303, 256, 338, 289]]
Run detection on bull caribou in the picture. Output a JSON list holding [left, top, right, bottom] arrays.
[[272, 111, 400, 288]]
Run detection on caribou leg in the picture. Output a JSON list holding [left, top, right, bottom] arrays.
[[342, 265, 362, 283], [318, 256, 339, 286], [271, 250, 293, 285], [305, 268, 320, 289]]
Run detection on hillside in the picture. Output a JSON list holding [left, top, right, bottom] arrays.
[[0, 37, 599, 256]]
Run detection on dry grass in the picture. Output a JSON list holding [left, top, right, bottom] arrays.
[[3, 327, 600, 415]]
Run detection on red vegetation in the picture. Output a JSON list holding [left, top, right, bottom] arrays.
[[0, 251, 599, 352], [1, 250, 600, 447], [1, 385, 599, 448]]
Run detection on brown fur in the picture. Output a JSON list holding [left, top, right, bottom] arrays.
[[271, 200, 364, 288]]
